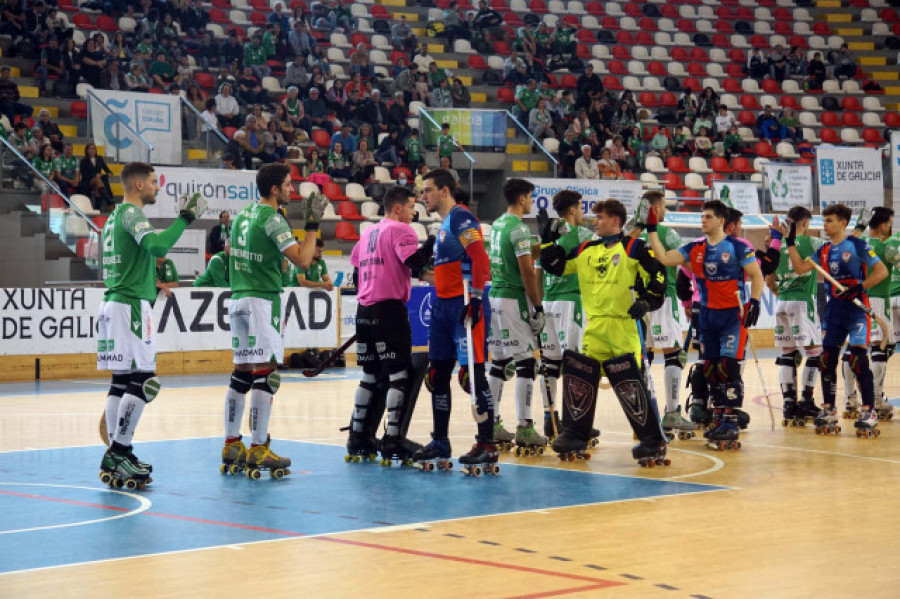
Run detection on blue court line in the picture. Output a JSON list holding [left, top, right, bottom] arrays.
[[0, 440, 727, 575]]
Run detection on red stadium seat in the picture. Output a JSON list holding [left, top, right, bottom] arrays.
[[663, 173, 686, 191], [324, 182, 350, 202], [723, 79, 742, 93], [601, 16, 619, 30], [885, 112, 900, 128], [736, 7, 753, 20], [608, 60, 627, 75], [659, 92, 678, 108], [667, 156, 690, 173], [862, 128, 884, 144], [636, 31, 654, 46], [72, 14, 97, 30], [841, 96, 861, 111], [716, 6, 734, 20], [622, 171, 637, 181], [209, 9, 229, 24], [625, 3, 641, 17], [468, 55, 488, 69], [335, 222, 360, 242], [711, 157, 733, 174], [687, 63, 707, 77], [222, 126, 238, 139], [288, 163, 305, 182], [821, 112, 840, 127], [497, 87, 515, 103], [716, 20, 735, 35], [97, 15, 117, 32], [638, 18, 658, 33], [754, 141, 778, 158], [530, 0, 549, 14], [576, 44, 591, 58], [773, 8, 793, 21], [671, 47, 689, 62], [812, 23, 833, 36], [195, 72, 216, 92], [712, 34, 732, 47], [350, 33, 368, 47], [676, 19, 696, 34], [70, 101, 87, 119], [612, 45, 631, 60], [639, 91, 658, 107], [882, 8, 900, 22], [561, 74, 578, 90], [59, 0, 79, 12], [491, 0, 507, 9], [493, 41, 511, 55], [370, 4, 390, 19], [728, 49, 748, 64], [648, 61, 668, 76], [726, 63, 746, 78], [780, 95, 799, 110], [761, 79, 781, 94], [682, 77, 701, 92], [615, 30, 634, 45], [586, 2, 604, 16], [749, 35, 770, 49], [603, 76, 623, 91], [312, 129, 331, 148], [660, 5, 678, 19], [690, 48, 709, 63], [250, 11, 267, 26], [789, 35, 809, 49], [819, 128, 839, 144], [337, 201, 364, 221], [841, 112, 861, 127], [740, 95, 761, 110], [732, 157, 756, 174]]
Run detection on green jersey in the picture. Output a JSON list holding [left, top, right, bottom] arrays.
[[775, 235, 822, 302], [33, 156, 55, 179], [555, 28, 574, 45], [54, 155, 77, 179], [282, 261, 301, 287], [488, 212, 532, 300], [866, 235, 900, 299], [102, 203, 186, 302], [406, 137, 421, 161], [301, 257, 328, 282], [148, 60, 174, 80], [516, 86, 539, 112], [156, 258, 178, 283], [640, 224, 682, 300], [542, 225, 594, 301], [229, 202, 296, 300], [437, 133, 455, 157], [193, 252, 229, 287], [262, 31, 276, 58], [889, 233, 900, 296], [244, 42, 266, 66]]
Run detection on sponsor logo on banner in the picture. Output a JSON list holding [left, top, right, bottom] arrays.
[[817, 147, 883, 211], [764, 163, 813, 211], [524, 178, 645, 216], [90, 90, 181, 165], [145, 167, 261, 219]]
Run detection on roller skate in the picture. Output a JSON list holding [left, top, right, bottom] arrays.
[[706, 415, 741, 451], [493, 418, 515, 452], [795, 400, 820, 426], [814, 406, 841, 435], [782, 400, 800, 427], [458, 441, 500, 477], [220, 437, 248, 475], [633, 439, 671, 467], [688, 400, 713, 429], [98, 446, 151, 490], [126, 447, 153, 481], [662, 407, 697, 440], [733, 408, 750, 430], [245, 443, 291, 480], [379, 435, 423, 467], [874, 396, 894, 422], [345, 431, 379, 463], [703, 412, 722, 439], [551, 430, 592, 461], [513, 422, 548, 456], [854, 409, 881, 438], [412, 435, 453, 472], [842, 396, 859, 420]]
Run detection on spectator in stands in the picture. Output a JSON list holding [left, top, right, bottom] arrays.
[[575, 63, 602, 110], [515, 22, 537, 57], [574, 144, 599, 179], [714, 106, 737, 142], [30, 125, 50, 153], [405, 129, 422, 175], [413, 44, 434, 72], [282, 86, 305, 130], [768, 44, 789, 83], [148, 50, 180, 90], [283, 56, 308, 91], [787, 46, 807, 79], [391, 14, 416, 55], [196, 31, 220, 71], [534, 22, 553, 59], [37, 36, 64, 97], [268, 103, 293, 143], [807, 51, 827, 90], [268, 2, 290, 38], [387, 92, 410, 138], [441, 0, 467, 48], [697, 87, 719, 118], [597, 147, 621, 179], [78, 39, 107, 88], [722, 124, 744, 159], [439, 155, 460, 183], [330, 123, 357, 155], [557, 129, 578, 177], [833, 43, 856, 81], [529, 97, 554, 140], [389, 63, 416, 105], [672, 124, 690, 155], [430, 78, 453, 108], [375, 129, 402, 165], [215, 83, 241, 128], [32, 143, 56, 189], [515, 78, 540, 127], [612, 101, 636, 134], [220, 31, 244, 70], [693, 126, 712, 158], [79, 142, 114, 212], [779, 107, 802, 144], [303, 147, 327, 181], [44, 6, 72, 44], [303, 86, 329, 131], [648, 126, 672, 162], [677, 87, 697, 126], [756, 105, 784, 142], [244, 33, 269, 79], [99, 59, 127, 92], [427, 62, 452, 88], [221, 130, 245, 169], [53, 142, 79, 196], [473, 0, 504, 43], [133, 33, 154, 66], [0, 65, 33, 124], [137, 8, 159, 42], [0, 0, 26, 38], [747, 47, 767, 80], [553, 21, 576, 60], [125, 62, 150, 92], [365, 89, 390, 134], [289, 21, 315, 56], [60, 37, 81, 88], [207, 211, 231, 255], [238, 114, 277, 169], [609, 134, 628, 167], [265, 119, 287, 161], [351, 139, 377, 184], [198, 97, 219, 139], [350, 43, 376, 81], [450, 78, 471, 109], [106, 32, 131, 66], [290, 3, 309, 28], [693, 109, 714, 136], [342, 87, 367, 128], [503, 49, 527, 86], [34, 109, 63, 153], [237, 66, 267, 107], [329, 0, 356, 31], [327, 141, 351, 180]]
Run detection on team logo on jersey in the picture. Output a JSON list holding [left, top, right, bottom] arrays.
[[705, 262, 718, 275], [830, 261, 840, 275], [721, 252, 730, 264], [595, 256, 610, 277], [611, 253, 620, 266], [842, 252, 852, 263]]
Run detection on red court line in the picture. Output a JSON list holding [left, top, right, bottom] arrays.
[[506, 585, 616, 598], [143, 510, 304, 536]]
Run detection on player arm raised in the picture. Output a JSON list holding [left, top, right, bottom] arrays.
[[628, 239, 667, 319], [644, 207, 686, 267], [785, 219, 816, 275], [139, 192, 208, 257]]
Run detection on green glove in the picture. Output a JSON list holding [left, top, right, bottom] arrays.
[[177, 192, 208, 224]]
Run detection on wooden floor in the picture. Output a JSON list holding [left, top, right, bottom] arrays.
[[2, 360, 900, 599]]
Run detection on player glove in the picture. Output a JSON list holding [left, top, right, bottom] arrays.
[[836, 283, 864, 301], [627, 299, 649, 320], [645, 204, 659, 233], [538, 209, 567, 245], [854, 206, 872, 233], [303, 191, 330, 231], [785, 218, 797, 247], [460, 287, 483, 327], [676, 269, 693, 302], [744, 298, 761, 328], [634, 195, 651, 227], [177, 192, 208, 224], [529, 305, 545, 335]]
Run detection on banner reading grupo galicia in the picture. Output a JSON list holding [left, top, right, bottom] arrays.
[[142, 167, 261, 220], [817, 146, 883, 211], [89, 89, 182, 165], [763, 162, 813, 212], [420, 109, 507, 150], [522, 178, 644, 218]]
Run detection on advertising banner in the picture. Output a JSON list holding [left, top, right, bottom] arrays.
[[892, 130, 900, 196], [524, 178, 645, 217], [142, 167, 260, 220], [816, 146, 883, 211], [764, 162, 813, 211], [420, 109, 507, 150], [90, 90, 182, 165], [0, 287, 339, 356], [712, 180, 760, 214]]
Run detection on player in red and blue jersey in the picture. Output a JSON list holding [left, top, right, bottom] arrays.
[[648, 200, 764, 450], [414, 168, 497, 468], [786, 203, 887, 435]]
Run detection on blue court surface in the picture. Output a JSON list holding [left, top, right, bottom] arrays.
[[0, 439, 726, 574]]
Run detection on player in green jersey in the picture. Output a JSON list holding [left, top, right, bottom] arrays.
[[767, 206, 824, 425], [298, 238, 334, 291], [486, 178, 548, 453], [844, 207, 900, 420], [534, 190, 594, 437], [220, 163, 325, 479], [96, 162, 207, 489], [155, 256, 179, 298], [193, 239, 230, 287]]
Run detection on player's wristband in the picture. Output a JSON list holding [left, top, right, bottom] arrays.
[[769, 238, 782, 252], [304, 221, 320, 231], [646, 224, 657, 233], [179, 210, 196, 225]]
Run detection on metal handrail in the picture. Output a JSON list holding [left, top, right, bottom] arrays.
[[417, 107, 476, 195], [0, 135, 100, 234], [504, 110, 559, 178], [180, 96, 228, 144], [86, 89, 154, 163]]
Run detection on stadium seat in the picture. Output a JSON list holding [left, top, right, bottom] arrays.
[[468, 55, 487, 69], [639, 91, 658, 107], [72, 14, 96, 30], [96, 15, 117, 32], [663, 173, 686, 191], [497, 87, 515, 103], [761, 79, 781, 94], [335, 222, 360, 242], [840, 129, 862, 144], [840, 112, 861, 127], [684, 174, 709, 192], [312, 129, 331, 148], [645, 156, 669, 174], [862, 128, 885, 144], [841, 97, 862, 112], [732, 157, 757, 174], [667, 156, 690, 173], [323, 182, 350, 202], [754, 141, 778, 158], [740, 95, 761, 110], [723, 79, 742, 93], [711, 157, 733, 175], [337, 201, 365, 221], [821, 112, 840, 127], [70, 101, 88, 119], [885, 113, 900, 128], [688, 156, 712, 175], [780, 95, 799, 110], [659, 92, 678, 108], [603, 76, 623, 91]]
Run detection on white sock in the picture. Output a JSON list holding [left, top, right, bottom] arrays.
[[224, 387, 246, 439], [488, 375, 504, 421], [801, 363, 819, 400], [105, 394, 121, 444], [249, 388, 273, 446], [515, 377, 533, 426], [664, 364, 682, 412], [113, 393, 145, 447], [872, 360, 886, 401]]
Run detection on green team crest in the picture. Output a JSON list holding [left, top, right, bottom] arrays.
[[719, 185, 733, 208], [770, 169, 789, 199]]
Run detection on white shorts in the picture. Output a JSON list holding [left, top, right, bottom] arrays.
[[487, 295, 536, 361], [869, 296, 893, 344], [891, 296, 900, 340], [97, 299, 156, 372], [229, 296, 285, 365], [774, 299, 822, 348], [647, 297, 682, 350], [541, 298, 585, 359]]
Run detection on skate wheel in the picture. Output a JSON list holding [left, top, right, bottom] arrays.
[[875, 429, 881, 437], [404, 458, 413, 467], [99, 472, 112, 485], [536, 446, 544, 456], [472, 466, 482, 477], [836, 426, 841, 434], [581, 452, 591, 460], [219, 464, 227, 474], [490, 465, 500, 475], [272, 469, 284, 479], [781, 419, 789, 427], [424, 461, 434, 472], [589, 438, 599, 448], [444, 461, 453, 471], [567, 454, 575, 461], [662, 458, 672, 466], [111, 478, 123, 489], [353, 455, 362, 463], [123, 479, 137, 490], [344, 455, 352, 463], [250, 469, 261, 480]]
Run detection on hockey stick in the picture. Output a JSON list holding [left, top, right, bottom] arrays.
[[746, 335, 776, 431], [302, 334, 358, 377], [99, 413, 109, 446], [534, 334, 559, 438], [805, 258, 890, 351], [463, 280, 488, 423]]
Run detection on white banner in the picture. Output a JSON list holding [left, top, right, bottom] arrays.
[[711, 180, 760, 214], [0, 287, 338, 356], [143, 166, 260, 220], [816, 146, 884, 211], [764, 162, 813, 212], [892, 131, 900, 196], [169, 230, 206, 277], [90, 90, 182, 165], [524, 178, 644, 217]]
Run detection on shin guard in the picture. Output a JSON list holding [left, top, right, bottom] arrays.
[[559, 350, 601, 441], [603, 353, 666, 445]]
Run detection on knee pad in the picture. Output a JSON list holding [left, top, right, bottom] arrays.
[[251, 369, 280, 394], [489, 358, 514, 381], [702, 360, 718, 383], [804, 346, 822, 359], [429, 359, 454, 394], [108, 373, 130, 398], [388, 366, 408, 392], [128, 372, 160, 403], [457, 366, 470, 394], [887, 344, 896, 360], [819, 346, 840, 376], [515, 358, 536, 380], [848, 346, 871, 377], [775, 353, 798, 370], [544, 357, 562, 379], [718, 357, 741, 382], [229, 369, 254, 394], [664, 350, 684, 370]]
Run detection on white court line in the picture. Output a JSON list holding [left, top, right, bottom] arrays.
[[740, 441, 900, 465], [0, 483, 151, 535]]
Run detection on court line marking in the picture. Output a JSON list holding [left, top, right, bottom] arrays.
[[739, 441, 900, 465], [0, 483, 151, 535]]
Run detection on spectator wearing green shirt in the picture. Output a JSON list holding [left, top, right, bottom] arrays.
[[722, 124, 744, 159], [553, 22, 575, 58], [649, 126, 672, 162], [406, 128, 423, 174], [243, 35, 270, 79], [298, 239, 333, 291], [534, 23, 553, 58], [516, 23, 537, 56], [156, 256, 179, 298], [194, 240, 230, 288], [53, 143, 80, 196], [427, 62, 451, 88], [32, 144, 56, 182], [148, 51, 181, 89], [515, 78, 539, 126]]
